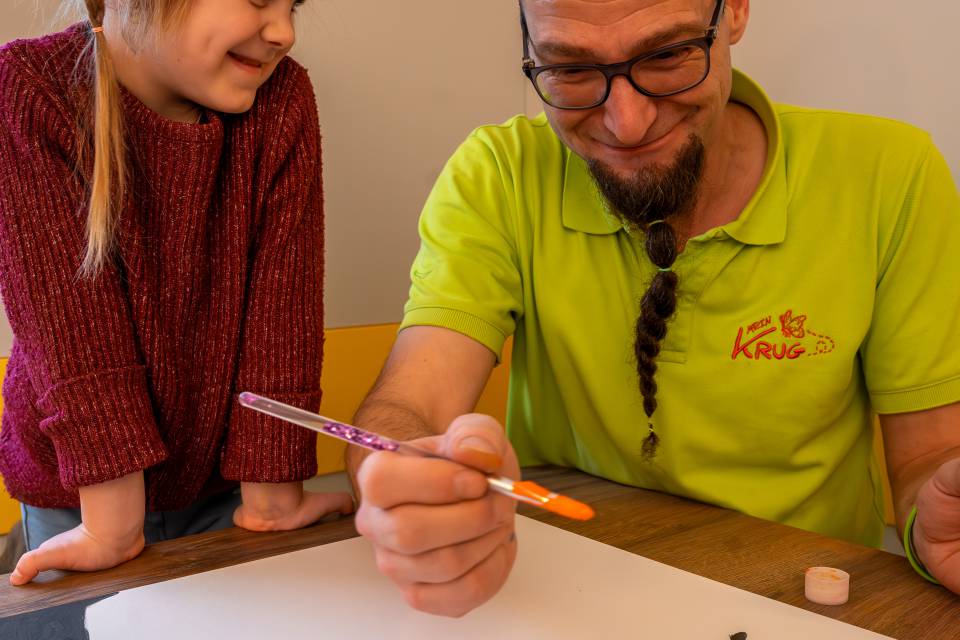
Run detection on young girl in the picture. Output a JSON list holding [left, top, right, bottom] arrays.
[[0, 0, 352, 585]]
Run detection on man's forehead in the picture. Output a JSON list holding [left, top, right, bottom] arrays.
[[523, 0, 714, 60], [523, 0, 711, 25]]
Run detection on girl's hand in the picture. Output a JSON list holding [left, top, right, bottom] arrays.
[[234, 481, 354, 532], [10, 471, 147, 585], [9, 523, 144, 585]]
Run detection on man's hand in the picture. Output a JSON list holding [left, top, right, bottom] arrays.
[[234, 481, 354, 532], [354, 414, 519, 618], [912, 457, 960, 593]]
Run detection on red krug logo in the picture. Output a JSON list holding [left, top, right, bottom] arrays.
[[731, 309, 835, 361]]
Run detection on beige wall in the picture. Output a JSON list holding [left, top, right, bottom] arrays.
[[296, 1, 527, 327], [0, 1, 958, 353], [732, 0, 959, 181]]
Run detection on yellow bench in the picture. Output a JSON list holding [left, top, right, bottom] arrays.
[[0, 324, 893, 534]]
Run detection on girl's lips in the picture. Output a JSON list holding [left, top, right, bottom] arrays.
[[227, 52, 265, 70]]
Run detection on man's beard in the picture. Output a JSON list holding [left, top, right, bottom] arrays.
[[587, 134, 706, 228]]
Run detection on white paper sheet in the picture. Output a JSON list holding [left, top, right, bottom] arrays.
[[85, 516, 893, 639]]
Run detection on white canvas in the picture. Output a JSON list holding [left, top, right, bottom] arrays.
[[85, 516, 893, 639]]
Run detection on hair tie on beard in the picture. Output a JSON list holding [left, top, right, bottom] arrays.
[[641, 423, 660, 462], [646, 219, 667, 230], [657, 267, 672, 273], [91, 26, 104, 34]]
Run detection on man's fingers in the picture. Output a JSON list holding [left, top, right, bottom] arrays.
[[440, 414, 511, 474], [358, 452, 489, 510], [356, 494, 513, 555], [931, 458, 960, 499], [400, 534, 518, 617], [374, 524, 514, 585]]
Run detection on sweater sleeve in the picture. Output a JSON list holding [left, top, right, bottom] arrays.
[[0, 51, 168, 490], [220, 65, 322, 482]]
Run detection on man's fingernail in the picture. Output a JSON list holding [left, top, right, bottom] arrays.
[[459, 436, 495, 455], [458, 437, 502, 468]]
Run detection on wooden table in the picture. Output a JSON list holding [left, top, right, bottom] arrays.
[[1, 466, 957, 638]]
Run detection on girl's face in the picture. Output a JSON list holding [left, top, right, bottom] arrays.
[[111, 0, 302, 119]]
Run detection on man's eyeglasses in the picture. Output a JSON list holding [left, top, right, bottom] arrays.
[[520, 0, 726, 110]]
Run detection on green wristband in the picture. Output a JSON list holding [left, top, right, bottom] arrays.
[[903, 506, 941, 585]]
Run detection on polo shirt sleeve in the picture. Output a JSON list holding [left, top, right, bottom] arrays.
[[861, 139, 960, 413], [401, 131, 522, 359]]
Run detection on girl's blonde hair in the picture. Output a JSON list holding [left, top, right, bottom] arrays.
[[70, 0, 189, 276]]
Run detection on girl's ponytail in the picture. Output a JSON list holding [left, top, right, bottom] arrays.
[[78, 0, 126, 277]]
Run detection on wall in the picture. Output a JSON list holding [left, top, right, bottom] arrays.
[[732, 0, 959, 181]]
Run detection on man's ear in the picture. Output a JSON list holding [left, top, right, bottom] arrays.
[[724, 0, 750, 46]]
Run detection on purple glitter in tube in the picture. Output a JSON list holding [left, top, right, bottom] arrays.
[[237, 392, 402, 453], [321, 422, 399, 452]]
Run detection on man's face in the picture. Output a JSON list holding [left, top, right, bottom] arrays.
[[523, 0, 735, 188]]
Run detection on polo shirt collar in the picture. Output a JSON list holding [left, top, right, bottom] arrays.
[[560, 69, 787, 246], [561, 151, 624, 235]]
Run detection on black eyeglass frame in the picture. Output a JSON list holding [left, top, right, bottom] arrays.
[[520, 0, 726, 110]]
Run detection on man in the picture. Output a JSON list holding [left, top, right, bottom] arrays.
[[350, 0, 960, 617]]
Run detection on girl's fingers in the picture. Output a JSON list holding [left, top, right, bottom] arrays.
[[10, 536, 73, 585], [235, 491, 355, 532], [296, 491, 355, 527], [9, 549, 41, 585]]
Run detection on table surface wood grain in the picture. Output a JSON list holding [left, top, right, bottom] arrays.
[[1, 466, 957, 638]]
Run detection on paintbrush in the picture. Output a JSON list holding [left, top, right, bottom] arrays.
[[238, 392, 594, 521]]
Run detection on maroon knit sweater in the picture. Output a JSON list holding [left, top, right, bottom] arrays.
[[0, 25, 322, 510]]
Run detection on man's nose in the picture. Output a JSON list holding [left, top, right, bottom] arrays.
[[601, 76, 658, 146]]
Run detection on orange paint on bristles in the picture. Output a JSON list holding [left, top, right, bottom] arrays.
[[511, 481, 595, 521], [543, 494, 595, 521]]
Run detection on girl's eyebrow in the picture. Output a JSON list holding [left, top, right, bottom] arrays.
[[532, 23, 702, 63]]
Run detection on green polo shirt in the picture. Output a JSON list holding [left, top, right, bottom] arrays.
[[401, 70, 960, 547]]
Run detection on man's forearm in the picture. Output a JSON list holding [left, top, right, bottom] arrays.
[[880, 406, 960, 534], [890, 445, 960, 533], [344, 326, 499, 492], [346, 394, 440, 489]]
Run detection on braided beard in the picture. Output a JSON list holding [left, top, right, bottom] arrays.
[[585, 134, 705, 461], [586, 134, 705, 229]]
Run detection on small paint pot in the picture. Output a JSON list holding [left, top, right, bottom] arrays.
[[804, 566, 850, 605]]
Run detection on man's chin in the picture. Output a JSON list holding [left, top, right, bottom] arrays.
[[588, 146, 679, 179], [585, 133, 706, 227], [587, 157, 668, 187]]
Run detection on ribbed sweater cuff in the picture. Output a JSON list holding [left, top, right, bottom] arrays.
[[221, 390, 319, 482], [37, 365, 169, 490]]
